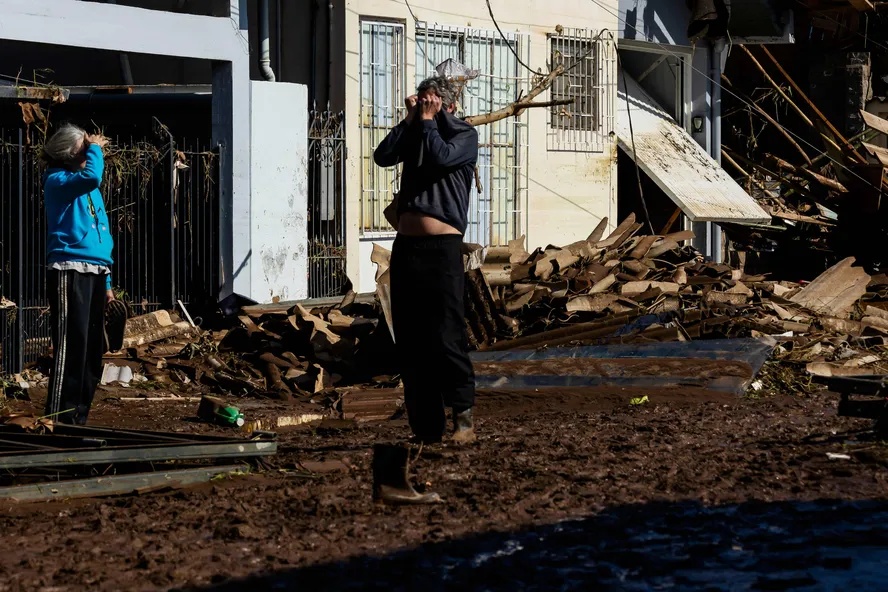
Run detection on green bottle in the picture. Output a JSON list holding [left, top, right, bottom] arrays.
[[215, 406, 245, 427]]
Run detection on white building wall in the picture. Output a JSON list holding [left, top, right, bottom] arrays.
[[249, 81, 310, 302], [345, 0, 620, 292]]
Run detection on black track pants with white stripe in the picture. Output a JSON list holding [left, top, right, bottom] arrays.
[[45, 269, 106, 425]]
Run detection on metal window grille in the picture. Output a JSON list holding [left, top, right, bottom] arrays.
[[307, 110, 348, 298], [359, 20, 405, 235], [548, 28, 614, 153], [416, 23, 530, 247], [0, 128, 219, 375]]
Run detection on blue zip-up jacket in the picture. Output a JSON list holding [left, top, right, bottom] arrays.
[[44, 144, 114, 290]]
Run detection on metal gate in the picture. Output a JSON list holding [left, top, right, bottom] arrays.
[[0, 127, 219, 375], [307, 110, 348, 298]]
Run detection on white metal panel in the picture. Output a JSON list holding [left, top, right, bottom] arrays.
[[616, 71, 771, 224], [250, 81, 309, 303]]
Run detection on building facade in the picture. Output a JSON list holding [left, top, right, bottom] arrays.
[[336, 1, 623, 292]]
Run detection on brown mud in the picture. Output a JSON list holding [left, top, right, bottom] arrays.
[[0, 387, 886, 591]]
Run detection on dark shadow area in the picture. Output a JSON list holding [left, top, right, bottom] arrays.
[[184, 498, 888, 591], [618, 148, 678, 233]]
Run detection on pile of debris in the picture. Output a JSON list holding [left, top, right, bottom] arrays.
[[720, 45, 888, 278], [4, 210, 874, 411], [453, 214, 888, 354], [81, 213, 888, 403], [94, 293, 392, 402]]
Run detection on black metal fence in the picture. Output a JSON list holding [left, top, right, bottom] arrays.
[[307, 110, 348, 298], [0, 126, 219, 374]]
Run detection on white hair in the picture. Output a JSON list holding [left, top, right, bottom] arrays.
[[42, 124, 86, 165]]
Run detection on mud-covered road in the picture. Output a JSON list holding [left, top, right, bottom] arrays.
[[0, 387, 886, 591]]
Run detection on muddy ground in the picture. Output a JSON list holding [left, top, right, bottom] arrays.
[[0, 383, 886, 591]]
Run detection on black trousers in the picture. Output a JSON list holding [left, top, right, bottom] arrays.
[[390, 234, 476, 442], [45, 270, 106, 425]]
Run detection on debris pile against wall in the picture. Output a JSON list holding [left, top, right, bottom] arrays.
[[10, 216, 888, 403], [456, 216, 888, 362]]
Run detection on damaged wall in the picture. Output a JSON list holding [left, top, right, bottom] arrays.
[[249, 81, 309, 303]]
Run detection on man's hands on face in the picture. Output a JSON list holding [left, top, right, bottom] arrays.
[[420, 94, 442, 121], [404, 95, 418, 124]]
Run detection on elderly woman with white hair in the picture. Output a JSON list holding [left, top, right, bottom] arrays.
[[41, 123, 117, 425]]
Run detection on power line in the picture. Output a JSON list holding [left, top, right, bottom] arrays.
[[585, 0, 883, 194], [404, 0, 420, 23], [485, 0, 538, 75]]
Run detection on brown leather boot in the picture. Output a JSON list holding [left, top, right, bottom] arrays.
[[372, 443, 442, 505], [452, 408, 476, 443]]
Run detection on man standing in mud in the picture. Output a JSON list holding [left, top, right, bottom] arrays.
[[373, 76, 478, 444]]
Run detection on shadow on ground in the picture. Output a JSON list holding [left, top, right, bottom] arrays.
[[184, 498, 888, 591]]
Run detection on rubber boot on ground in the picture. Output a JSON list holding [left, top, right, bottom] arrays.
[[372, 443, 442, 505]]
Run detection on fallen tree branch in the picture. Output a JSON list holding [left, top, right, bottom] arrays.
[[515, 99, 575, 109], [465, 65, 566, 126]]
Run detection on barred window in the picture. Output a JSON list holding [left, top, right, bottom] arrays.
[[415, 24, 529, 246], [550, 35, 597, 131], [548, 29, 610, 153]]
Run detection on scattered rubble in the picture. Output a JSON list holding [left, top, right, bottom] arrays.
[[29, 213, 875, 421]]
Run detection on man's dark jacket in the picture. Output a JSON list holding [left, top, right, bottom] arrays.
[[373, 111, 478, 234]]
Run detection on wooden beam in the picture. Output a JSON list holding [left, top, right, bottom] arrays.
[[758, 45, 866, 164]]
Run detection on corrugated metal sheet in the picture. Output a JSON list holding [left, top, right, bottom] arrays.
[[616, 72, 771, 225]]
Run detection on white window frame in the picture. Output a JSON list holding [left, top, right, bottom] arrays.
[[359, 19, 406, 236]]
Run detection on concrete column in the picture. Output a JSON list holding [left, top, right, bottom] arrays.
[[214, 0, 252, 299]]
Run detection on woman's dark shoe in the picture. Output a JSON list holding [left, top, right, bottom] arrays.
[[452, 408, 476, 443], [104, 299, 129, 352]]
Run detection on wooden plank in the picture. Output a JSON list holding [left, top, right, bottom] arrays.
[[789, 257, 871, 318], [862, 141, 888, 166], [241, 293, 376, 316], [861, 110, 888, 136]]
